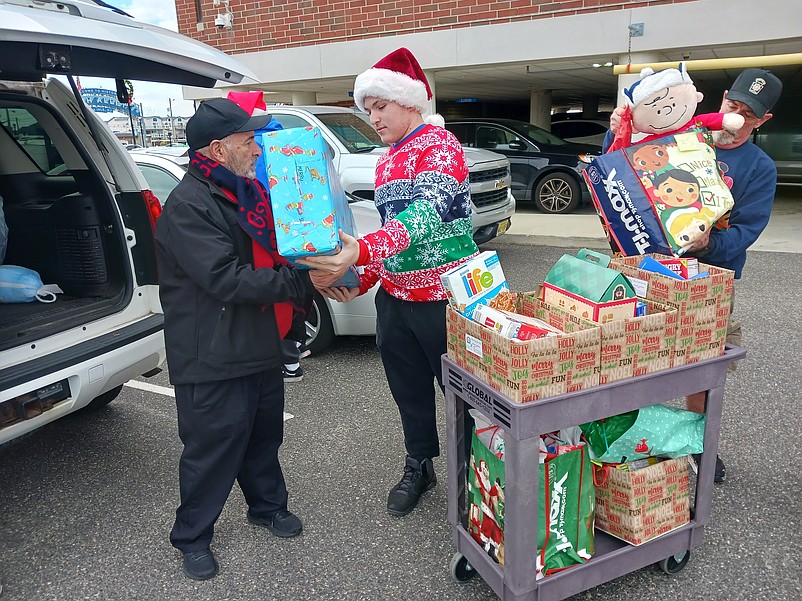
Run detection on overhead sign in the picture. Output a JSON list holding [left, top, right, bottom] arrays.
[[81, 88, 141, 117]]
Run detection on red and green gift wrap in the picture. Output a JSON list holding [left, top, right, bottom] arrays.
[[583, 128, 734, 256], [468, 430, 595, 577]]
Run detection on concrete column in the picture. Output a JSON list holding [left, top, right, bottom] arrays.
[[529, 89, 552, 129], [582, 94, 600, 117], [424, 70, 437, 116], [292, 91, 317, 106]]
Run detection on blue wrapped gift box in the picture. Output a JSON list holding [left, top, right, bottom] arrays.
[[256, 126, 360, 288]]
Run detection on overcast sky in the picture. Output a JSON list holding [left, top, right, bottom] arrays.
[[77, 0, 198, 117]]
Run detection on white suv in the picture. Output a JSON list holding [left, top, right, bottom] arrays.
[[266, 106, 516, 244], [0, 0, 254, 445]]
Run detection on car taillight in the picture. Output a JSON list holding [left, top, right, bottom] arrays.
[[142, 189, 162, 231]]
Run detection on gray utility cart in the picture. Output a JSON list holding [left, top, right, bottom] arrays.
[[443, 345, 745, 601]]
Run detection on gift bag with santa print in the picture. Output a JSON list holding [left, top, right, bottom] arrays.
[[583, 128, 734, 257], [468, 429, 595, 577], [580, 403, 706, 464]]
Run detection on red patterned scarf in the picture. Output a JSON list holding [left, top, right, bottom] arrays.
[[190, 149, 293, 338]]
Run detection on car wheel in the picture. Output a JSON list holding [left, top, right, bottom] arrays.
[[533, 173, 581, 214], [305, 292, 336, 354], [84, 384, 124, 411]]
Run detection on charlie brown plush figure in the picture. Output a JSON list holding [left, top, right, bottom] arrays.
[[608, 62, 744, 152]]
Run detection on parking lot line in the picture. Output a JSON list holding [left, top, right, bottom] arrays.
[[124, 380, 294, 420]]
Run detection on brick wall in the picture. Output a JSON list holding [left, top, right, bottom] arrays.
[[176, 0, 696, 53]]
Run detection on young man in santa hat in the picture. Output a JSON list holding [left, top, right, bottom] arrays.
[[299, 47, 480, 516]]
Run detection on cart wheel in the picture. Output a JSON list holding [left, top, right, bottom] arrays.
[[450, 552, 477, 583], [658, 550, 691, 574]]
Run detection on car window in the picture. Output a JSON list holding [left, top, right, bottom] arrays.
[[553, 122, 607, 138], [445, 123, 471, 146], [270, 113, 310, 130], [137, 163, 183, 204], [316, 112, 384, 153], [476, 126, 511, 150], [510, 121, 568, 146], [0, 107, 67, 175]]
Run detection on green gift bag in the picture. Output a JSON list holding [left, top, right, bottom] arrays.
[[468, 431, 595, 576], [580, 403, 706, 464]]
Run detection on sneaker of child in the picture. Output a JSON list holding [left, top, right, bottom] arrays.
[[297, 341, 311, 359], [282, 364, 304, 383]]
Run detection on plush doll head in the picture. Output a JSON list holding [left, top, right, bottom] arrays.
[[624, 62, 702, 135]]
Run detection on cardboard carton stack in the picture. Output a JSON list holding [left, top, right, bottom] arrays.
[[611, 254, 734, 366], [525, 290, 677, 385], [446, 301, 600, 403]]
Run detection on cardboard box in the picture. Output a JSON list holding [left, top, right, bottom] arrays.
[[542, 284, 638, 324], [446, 297, 600, 403], [259, 126, 356, 261], [543, 252, 637, 323], [472, 305, 558, 340], [528, 288, 677, 385], [441, 251, 509, 319], [594, 457, 690, 546], [656, 257, 699, 279], [610, 254, 734, 366]]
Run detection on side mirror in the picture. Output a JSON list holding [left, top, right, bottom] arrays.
[[508, 139, 527, 151], [115, 79, 130, 104]]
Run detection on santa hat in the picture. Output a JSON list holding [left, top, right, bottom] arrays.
[[353, 47, 444, 126], [227, 90, 268, 116], [623, 62, 694, 107]]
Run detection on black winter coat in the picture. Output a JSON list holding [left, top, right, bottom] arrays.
[[155, 166, 313, 384]]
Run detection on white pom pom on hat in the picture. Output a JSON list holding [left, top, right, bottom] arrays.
[[425, 113, 445, 127], [353, 47, 439, 122], [623, 62, 694, 107]]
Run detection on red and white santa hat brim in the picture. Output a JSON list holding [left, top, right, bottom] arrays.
[[624, 61, 694, 106]]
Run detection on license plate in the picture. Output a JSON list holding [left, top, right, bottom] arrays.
[[496, 219, 510, 236]]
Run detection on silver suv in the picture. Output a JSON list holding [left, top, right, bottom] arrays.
[[266, 106, 516, 244], [0, 0, 254, 445]]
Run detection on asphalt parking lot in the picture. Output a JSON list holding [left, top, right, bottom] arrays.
[[1, 243, 800, 601]]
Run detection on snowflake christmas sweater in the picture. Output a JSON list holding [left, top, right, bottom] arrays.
[[356, 124, 479, 302]]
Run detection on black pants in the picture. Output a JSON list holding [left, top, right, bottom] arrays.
[[280, 338, 300, 365], [376, 287, 464, 461], [170, 369, 287, 552]]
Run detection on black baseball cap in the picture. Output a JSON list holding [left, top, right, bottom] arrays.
[[725, 68, 783, 118], [186, 98, 272, 150]]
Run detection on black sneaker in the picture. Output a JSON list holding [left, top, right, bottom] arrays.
[[691, 453, 726, 483], [387, 456, 437, 516], [282, 365, 304, 383], [298, 343, 311, 359], [248, 509, 303, 538], [182, 548, 219, 581]]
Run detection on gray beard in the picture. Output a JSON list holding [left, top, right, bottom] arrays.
[[712, 129, 736, 147]]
